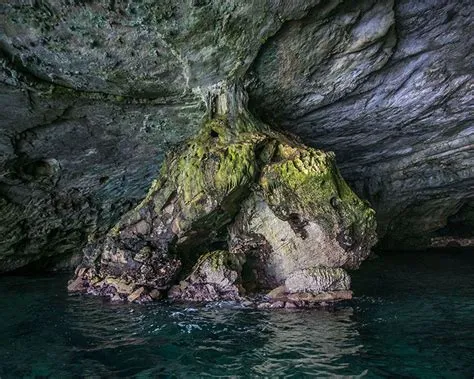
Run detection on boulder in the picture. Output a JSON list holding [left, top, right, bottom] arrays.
[[230, 143, 376, 290], [285, 267, 351, 294], [168, 250, 244, 302]]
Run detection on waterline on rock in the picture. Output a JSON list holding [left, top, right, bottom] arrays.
[[1, 249, 473, 378]]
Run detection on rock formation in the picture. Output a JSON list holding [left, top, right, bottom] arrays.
[[67, 85, 376, 303], [0, 0, 472, 273]]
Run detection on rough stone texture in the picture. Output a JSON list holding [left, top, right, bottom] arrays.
[[168, 250, 244, 302], [285, 267, 351, 294], [68, 93, 264, 300], [247, 0, 474, 249], [69, 87, 376, 302], [265, 284, 353, 307], [0, 65, 203, 272], [0, 0, 322, 93], [286, 290, 353, 304], [0, 0, 473, 272], [230, 141, 376, 290], [0, 0, 325, 271]]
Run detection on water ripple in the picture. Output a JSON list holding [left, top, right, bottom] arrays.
[[1, 250, 474, 377]]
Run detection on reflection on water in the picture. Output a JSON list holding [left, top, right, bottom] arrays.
[[61, 299, 362, 377], [0, 249, 473, 378]]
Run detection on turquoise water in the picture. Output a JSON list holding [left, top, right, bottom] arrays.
[[1, 250, 473, 378]]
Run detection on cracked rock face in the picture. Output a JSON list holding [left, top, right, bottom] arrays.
[[0, 72, 204, 272], [168, 251, 245, 303], [67, 88, 376, 303], [0, 0, 473, 272], [247, 0, 473, 249]]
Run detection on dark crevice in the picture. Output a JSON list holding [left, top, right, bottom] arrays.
[[436, 200, 474, 239]]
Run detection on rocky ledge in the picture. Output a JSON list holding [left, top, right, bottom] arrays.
[[68, 85, 376, 305]]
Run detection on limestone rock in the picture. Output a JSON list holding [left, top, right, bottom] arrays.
[[69, 86, 376, 303], [285, 267, 351, 294], [0, 66, 204, 272], [266, 286, 287, 300], [127, 287, 146, 303], [263, 268, 352, 307], [168, 250, 244, 302], [70, 91, 268, 297], [0, 0, 472, 273], [230, 142, 376, 290], [286, 291, 353, 303], [248, 0, 473, 249]]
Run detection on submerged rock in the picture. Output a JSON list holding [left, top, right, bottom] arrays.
[[69, 84, 376, 305]]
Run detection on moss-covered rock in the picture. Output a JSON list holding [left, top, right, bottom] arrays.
[[69, 84, 377, 304], [229, 140, 377, 290], [260, 143, 376, 238], [69, 89, 269, 301]]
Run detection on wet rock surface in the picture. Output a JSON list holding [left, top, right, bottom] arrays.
[[1, 0, 473, 271], [68, 87, 376, 304], [168, 250, 244, 302], [285, 267, 351, 294]]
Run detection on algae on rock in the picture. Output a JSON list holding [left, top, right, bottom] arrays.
[[69, 86, 268, 301], [69, 84, 377, 304], [228, 139, 377, 291]]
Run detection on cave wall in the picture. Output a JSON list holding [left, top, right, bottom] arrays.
[[247, 0, 474, 248], [0, 0, 472, 271], [0, 69, 204, 271]]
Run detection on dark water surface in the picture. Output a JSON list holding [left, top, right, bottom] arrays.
[[1, 250, 473, 378]]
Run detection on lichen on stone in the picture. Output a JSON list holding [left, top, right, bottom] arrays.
[[69, 83, 377, 305], [260, 143, 377, 259]]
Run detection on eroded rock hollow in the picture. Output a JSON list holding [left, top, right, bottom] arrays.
[[68, 85, 377, 305]]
